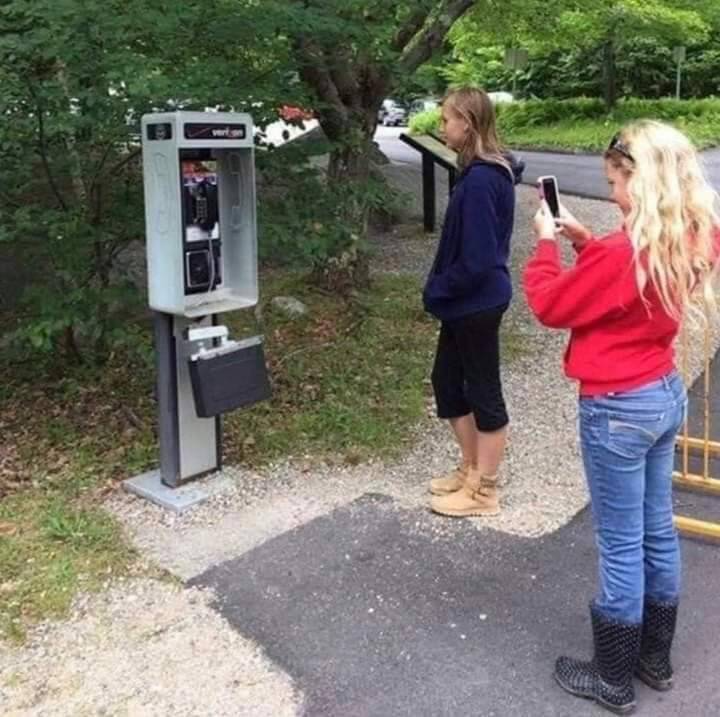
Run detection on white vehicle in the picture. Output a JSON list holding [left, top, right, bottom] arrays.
[[488, 91, 515, 104], [378, 98, 408, 126], [408, 98, 440, 117]]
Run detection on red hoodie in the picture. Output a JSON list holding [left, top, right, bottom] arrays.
[[523, 231, 679, 396]]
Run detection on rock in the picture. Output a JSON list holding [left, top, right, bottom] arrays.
[[270, 296, 308, 319]]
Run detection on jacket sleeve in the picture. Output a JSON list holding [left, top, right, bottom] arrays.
[[425, 172, 501, 300], [523, 239, 638, 329]]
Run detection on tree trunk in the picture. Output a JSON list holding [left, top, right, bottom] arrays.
[[603, 37, 617, 110], [311, 107, 381, 293], [293, 0, 476, 290]]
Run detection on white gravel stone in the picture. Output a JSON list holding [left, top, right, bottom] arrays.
[[0, 579, 299, 716]]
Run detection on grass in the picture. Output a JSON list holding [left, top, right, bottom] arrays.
[[0, 493, 138, 643], [409, 97, 720, 152], [1, 322, 160, 643], [1, 271, 445, 486], [0, 266, 526, 641], [502, 117, 720, 152], [223, 272, 438, 465]]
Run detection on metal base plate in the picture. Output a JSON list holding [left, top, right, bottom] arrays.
[[123, 470, 210, 513]]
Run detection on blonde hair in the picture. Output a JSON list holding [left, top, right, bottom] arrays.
[[442, 88, 512, 179], [605, 119, 719, 323]]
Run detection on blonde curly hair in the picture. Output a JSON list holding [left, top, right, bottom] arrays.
[[605, 119, 719, 323]]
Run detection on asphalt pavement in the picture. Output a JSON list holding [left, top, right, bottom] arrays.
[[184, 127, 720, 716], [375, 126, 720, 200], [192, 491, 720, 716]]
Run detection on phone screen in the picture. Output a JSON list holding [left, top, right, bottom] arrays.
[[541, 177, 560, 218]]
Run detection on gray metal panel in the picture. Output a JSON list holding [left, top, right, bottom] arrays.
[[174, 316, 219, 481], [142, 123, 185, 313], [218, 149, 258, 305], [154, 312, 181, 487], [124, 470, 209, 513], [141, 111, 258, 317]]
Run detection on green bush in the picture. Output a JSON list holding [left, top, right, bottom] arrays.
[[257, 139, 398, 270], [409, 98, 720, 151], [408, 107, 441, 135]]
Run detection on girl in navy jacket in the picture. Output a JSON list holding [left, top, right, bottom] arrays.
[[424, 87, 522, 518]]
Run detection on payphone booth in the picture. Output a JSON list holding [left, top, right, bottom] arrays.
[[127, 111, 270, 507]]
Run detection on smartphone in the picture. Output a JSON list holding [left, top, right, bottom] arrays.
[[538, 175, 560, 218]]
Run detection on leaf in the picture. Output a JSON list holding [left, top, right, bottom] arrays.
[[0, 521, 18, 536]]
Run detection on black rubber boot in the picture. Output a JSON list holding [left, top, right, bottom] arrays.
[[554, 604, 642, 715], [635, 598, 678, 691]]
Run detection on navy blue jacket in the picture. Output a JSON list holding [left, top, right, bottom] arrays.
[[423, 157, 521, 321]]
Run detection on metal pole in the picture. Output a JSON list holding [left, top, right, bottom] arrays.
[[153, 311, 181, 488], [676, 59, 682, 100], [422, 153, 436, 233]]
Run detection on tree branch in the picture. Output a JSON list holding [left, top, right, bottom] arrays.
[[294, 36, 349, 139], [109, 148, 141, 176], [399, 0, 476, 74], [26, 83, 68, 212], [327, 47, 361, 109], [392, 7, 432, 51], [90, 141, 117, 191]]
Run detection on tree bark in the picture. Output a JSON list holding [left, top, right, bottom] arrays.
[[399, 0, 476, 74], [603, 36, 617, 109], [293, 1, 476, 289]]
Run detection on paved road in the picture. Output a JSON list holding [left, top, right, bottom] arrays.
[[182, 127, 720, 717], [375, 126, 720, 200], [192, 492, 720, 716]]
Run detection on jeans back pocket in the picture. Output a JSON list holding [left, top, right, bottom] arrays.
[[605, 411, 665, 460]]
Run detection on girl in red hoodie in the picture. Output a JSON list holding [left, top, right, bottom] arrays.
[[524, 120, 719, 714]]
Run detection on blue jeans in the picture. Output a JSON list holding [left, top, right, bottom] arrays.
[[579, 371, 687, 624]]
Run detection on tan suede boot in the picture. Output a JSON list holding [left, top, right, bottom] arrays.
[[430, 469, 500, 517], [428, 465, 468, 496]]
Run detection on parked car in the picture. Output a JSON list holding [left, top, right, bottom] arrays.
[[408, 97, 440, 117], [382, 106, 408, 126], [378, 99, 408, 126], [487, 91, 514, 104]]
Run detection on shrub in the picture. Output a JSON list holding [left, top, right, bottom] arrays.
[[408, 108, 442, 135], [408, 98, 720, 151]]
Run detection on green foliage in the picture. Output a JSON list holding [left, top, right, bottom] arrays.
[[409, 108, 442, 135], [256, 140, 396, 270], [554, 1, 710, 49], [410, 98, 720, 150], [0, 493, 138, 643], [443, 34, 720, 102], [0, 0, 302, 362], [444, 1, 720, 104]]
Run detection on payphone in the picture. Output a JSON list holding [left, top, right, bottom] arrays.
[[131, 111, 270, 500]]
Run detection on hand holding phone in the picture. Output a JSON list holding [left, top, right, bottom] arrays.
[[538, 175, 560, 218], [555, 207, 594, 248], [533, 203, 557, 241]]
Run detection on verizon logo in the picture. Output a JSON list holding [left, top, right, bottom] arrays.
[[212, 127, 243, 138], [185, 123, 246, 140]]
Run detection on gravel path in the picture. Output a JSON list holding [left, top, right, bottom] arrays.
[[0, 579, 298, 716], [2, 177, 717, 716]]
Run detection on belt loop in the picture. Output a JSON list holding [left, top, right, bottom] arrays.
[[662, 373, 671, 391]]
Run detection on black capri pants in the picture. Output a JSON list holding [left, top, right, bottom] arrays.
[[431, 304, 509, 432]]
